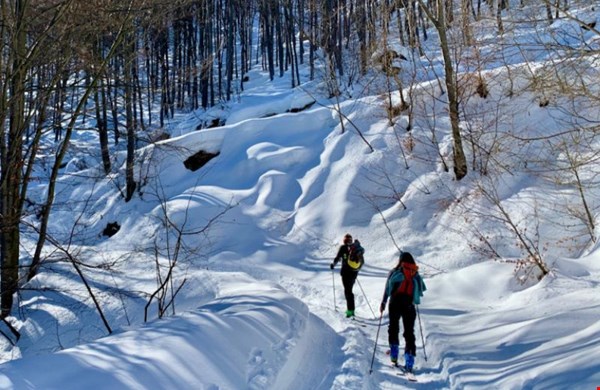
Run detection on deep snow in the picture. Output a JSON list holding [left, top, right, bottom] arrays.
[[1, 3, 600, 390]]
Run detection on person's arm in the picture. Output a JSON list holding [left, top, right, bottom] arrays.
[[380, 270, 392, 313], [413, 273, 427, 304], [330, 246, 344, 269]]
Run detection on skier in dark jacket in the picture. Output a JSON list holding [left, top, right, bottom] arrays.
[[330, 233, 364, 318], [379, 251, 426, 373]]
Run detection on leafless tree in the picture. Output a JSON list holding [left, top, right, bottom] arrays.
[[417, 0, 469, 180], [143, 176, 233, 322]]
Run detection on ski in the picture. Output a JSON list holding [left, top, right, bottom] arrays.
[[347, 316, 367, 327], [396, 366, 418, 382], [384, 350, 418, 382], [386, 358, 418, 382], [350, 315, 379, 327]]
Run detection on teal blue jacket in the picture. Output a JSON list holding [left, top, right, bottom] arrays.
[[381, 267, 426, 306]]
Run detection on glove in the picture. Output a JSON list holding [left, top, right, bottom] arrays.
[[379, 302, 386, 313], [330, 263, 335, 270]]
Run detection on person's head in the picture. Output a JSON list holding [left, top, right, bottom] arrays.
[[398, 251, 415, 266], [343, 233, 353, 245]]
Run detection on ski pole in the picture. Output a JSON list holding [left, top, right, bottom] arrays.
[[369, 311, 384, 374], [416, 305, 428, 362], [356, 277, 376, 318], [332, 268, 337, 311]]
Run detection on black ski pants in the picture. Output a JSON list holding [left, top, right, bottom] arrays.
[[341, 269, 358, 311], [387, 299, 417, 355]]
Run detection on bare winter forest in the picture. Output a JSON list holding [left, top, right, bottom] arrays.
[[1, 0, 600, 359]]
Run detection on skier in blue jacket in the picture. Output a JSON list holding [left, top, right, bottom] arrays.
[[379, 251, 426, 373]]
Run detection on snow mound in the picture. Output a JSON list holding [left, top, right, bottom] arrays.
[[0, 273, 341, 390]]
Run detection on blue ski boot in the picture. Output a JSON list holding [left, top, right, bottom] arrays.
[[390, 344, 399, 365], [404, 353, 415, 373]]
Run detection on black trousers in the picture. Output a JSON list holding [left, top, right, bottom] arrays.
[[341, 269, 358, 311], [387, 299, 417, 355]]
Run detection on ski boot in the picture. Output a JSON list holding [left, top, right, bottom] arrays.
[[390, 344, 399, 366], [404, 352, 415, 373]]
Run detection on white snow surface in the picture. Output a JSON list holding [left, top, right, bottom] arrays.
[[1, 7, 600, 390]]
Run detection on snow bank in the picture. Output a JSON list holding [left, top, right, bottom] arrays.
[[0, 273, 341, 390]]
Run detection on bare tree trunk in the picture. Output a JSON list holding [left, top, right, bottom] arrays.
[[418, 0, 468, 180], [445, 0, 454, 25], [309, 0, 316, 79], [496, 0, 504, 34], [461, 0, 473, 44], [226, 0, 235, 100], [106, 58, 120, 144], [1, 0, 27, 316], [96, 73, 111, 175], [545, 0, 553, 22], [275, 2, 285, 77], [124, 32, 137, 202]]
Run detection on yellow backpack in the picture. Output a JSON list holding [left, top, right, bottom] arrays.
[[347, 241, 364, 270]]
